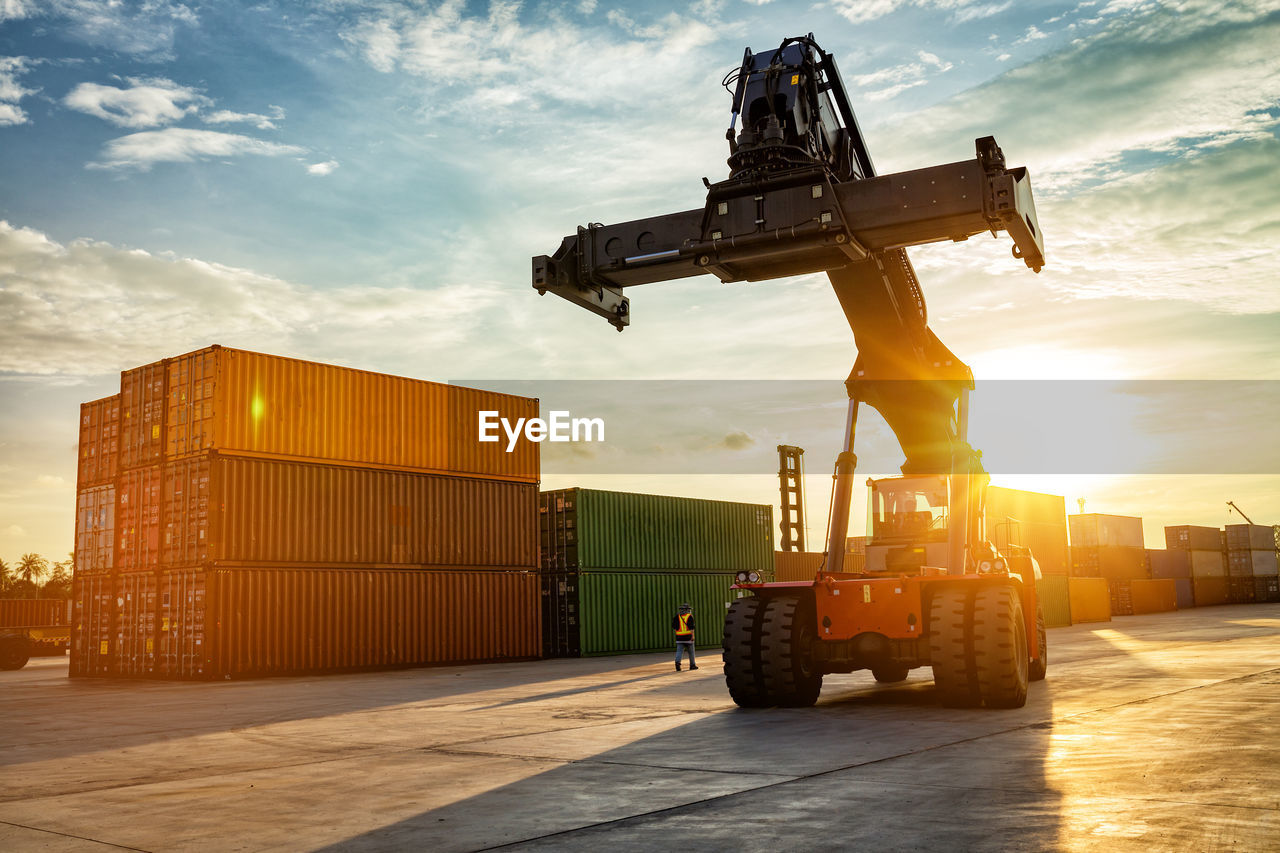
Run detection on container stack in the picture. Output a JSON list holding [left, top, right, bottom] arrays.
[[71, 345, 542, 679], [987, 487, 1069, 577], [1224, 524, 1279, 604], [1069, 514, 1146, 616], [1165, 525, 1228, 607], [539, 488, 773, 657]]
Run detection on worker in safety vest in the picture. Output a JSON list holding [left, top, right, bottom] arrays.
[[672, 603, 697, 671]]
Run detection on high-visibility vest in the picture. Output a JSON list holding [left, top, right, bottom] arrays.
[[675, 613, 693, 639]]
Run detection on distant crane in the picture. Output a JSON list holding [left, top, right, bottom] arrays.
[[1226, 501, 1255, 525]]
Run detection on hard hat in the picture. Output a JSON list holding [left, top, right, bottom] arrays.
[[679, 602, 692, 612]]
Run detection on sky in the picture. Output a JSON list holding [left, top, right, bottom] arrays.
[[1, 0, 1278, 562]]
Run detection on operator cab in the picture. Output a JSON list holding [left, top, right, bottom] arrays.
[[864, 475, 951, 574], [862, 475, 1016, 577]]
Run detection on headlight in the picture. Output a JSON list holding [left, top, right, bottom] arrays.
[[979, 560, 993, 572], [747, 571, 761, 583], [994, 559, 1006, 571], [735, 571, 748, 583]]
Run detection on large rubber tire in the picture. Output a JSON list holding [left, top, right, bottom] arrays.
[[0, 634, 31, 671], [722, 597, 770, 708], [759, 597, 822, 707], [1029, 603, 1048, 682], [872, 664, 910, 683], [929, 586, 981, 708], [974, 586, 1030, 709]]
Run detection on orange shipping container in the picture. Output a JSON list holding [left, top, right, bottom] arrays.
[[75, 484, 115, 575], [120, 361, 167, 470], [117, 465, 163, 571], [1192, 576, 1230, 607], [156, 345, 538, 482], [0, 599, 69, 628], [70, 574, 114, 677], [152, 567, 540, 679], [774, 551, 826, 582], [1130, 578, 1177, 614], [116, 571, 160, 677], [159, 453, 537, 568], [1068, 577, 1111, 623], [77, 395, 120, 487]]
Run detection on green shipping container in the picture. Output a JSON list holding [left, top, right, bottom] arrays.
[[1036, 574, 1072, 628], [540, 488, 773, 572], [544, 570, 747, 657]]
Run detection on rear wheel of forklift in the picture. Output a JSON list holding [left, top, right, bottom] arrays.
[[759, 596, 822, 707], [1029, 602, 1047, 682], [973, 585, 1030, 708], [723, 597, 770, 708]]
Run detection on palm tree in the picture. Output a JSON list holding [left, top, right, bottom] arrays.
[[0, 557, 9, 594], [17, 553, 48, 585]]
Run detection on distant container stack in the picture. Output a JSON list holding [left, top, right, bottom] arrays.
[[71, 345, 542, 679], [539, 488, 773, 657], [987, 487, 1069, 577]]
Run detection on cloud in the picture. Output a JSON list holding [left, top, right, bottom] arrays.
[[203, 105, 286, 130], [827, 0, 1015, 24], [851, 50, 954, 102], [876, 1, 1280, 190], [14, 0, 197, 58], [306, 160, 339, 176], [64, 77, 208, 128], [88, 128, 304, 170], [0, 56, 34, 125], [341, 0, 719, 114], [0, 220, 507, 378], [720, 430, 756, 451]]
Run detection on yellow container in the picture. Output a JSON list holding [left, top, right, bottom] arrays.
[[145, 345, 538, 482], [1068, 577, 1111, 623], [774, 551, 826, 582]]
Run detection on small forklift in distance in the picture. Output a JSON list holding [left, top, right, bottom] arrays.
[[533, 35, 1047, 708]]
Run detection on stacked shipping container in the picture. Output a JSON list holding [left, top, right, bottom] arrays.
[[1223, 524, 1278, 604], [539, 488, 773, 657], [71, 345, 542, 679]]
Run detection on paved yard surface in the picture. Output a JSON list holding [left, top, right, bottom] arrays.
[[1, 605, 1277, 851]]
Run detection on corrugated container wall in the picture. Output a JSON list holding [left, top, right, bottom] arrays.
[[1035, 574, 1072, 628], [77, 395, 120, 487], [0, 600, 69, 627], [70, 574, 114, 677], [158, 453, 536, 568], [1069, 514, 1144, 548], [577, 571, 740, 656], [1165, 525, 1221, 552], [986, 486, 1069, 576], [1255, 576, 1280, 603], [1225, 524, 1276, 552], [120, 361, 167, 470], [1189, 550, 1227, 578], [1131, 579, 1177, 614], [160, 346, 538, 481], [1068, 578, 1111, 623], [75, 484, 116, 575], [774, 551, 826, 582], [1226, 576, 1257, 604], [1192, 576, 1229, 607], [116, 465, 163, 571], [1227, 550, 1279, 578], [155, 568, 540, 679], [1173, 578, 1194, 609], [1070, 545, 1147, 580], [540, 489, 773, 572], [1146, 549, 1191, 579], [116, 572, 160, 677]]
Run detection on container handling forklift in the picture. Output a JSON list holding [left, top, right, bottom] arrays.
[[532, 35, 1048, 708]]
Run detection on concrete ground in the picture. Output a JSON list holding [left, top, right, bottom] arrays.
[[1, 605, 1277, 852]]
